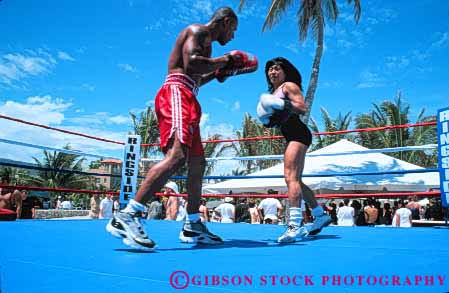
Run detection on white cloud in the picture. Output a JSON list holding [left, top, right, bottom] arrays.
[[357, 70, 386, 88], [212, 98, 226, 105], [232, 101, 240, 111], [385, 55, 410, 71], [0, 95, 71, 125], [237, 1, 267, 20], [432, 31, 449, 49], [284, 43, 299, 54], [369, 7, 398, 24], [57, 51, 76, 62], [4, 54, 51, 75], [81, 83, 95, 91], [109, 115, 129, 124], [0, 51, 56, 85], [0, 96, 127, 163], [199, 113, 209, 128], [337, 39, 354, 49], [118, 63, 138, 73], [320, 81, 343, 89], [67, 112, 130, 126]]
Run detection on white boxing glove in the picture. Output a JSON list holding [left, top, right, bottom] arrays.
[[259, 93, 293, 112], [260, 93, 285, 110], [256, 101, 273, 125]]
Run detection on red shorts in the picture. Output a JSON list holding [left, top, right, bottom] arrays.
[[155, 73, 203, 157]]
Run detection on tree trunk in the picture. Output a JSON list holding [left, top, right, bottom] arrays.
[[302, 11, 324, 125]]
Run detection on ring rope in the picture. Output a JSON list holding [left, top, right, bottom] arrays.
[[171, 168, 439, 180], [0, 114, 124, 145], [0, 161, 122, 178], [0, 184, 439, 199], [141, 144, 438, 162], [141, 121, 437, 146], [0, 138, 121, 160], [0, 161, 438, 181], [0, 114, 435, 147]]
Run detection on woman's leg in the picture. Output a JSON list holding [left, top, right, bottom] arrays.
[[284, 141, 308, 208], [278, 141, 309, 243]]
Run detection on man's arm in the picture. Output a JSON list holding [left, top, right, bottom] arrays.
[[99, 200, 104, 218], [13, 190, 22, 218], [197, 71, 217, 86], [277, 202, 283, 219], [182, 27, 229, 76]]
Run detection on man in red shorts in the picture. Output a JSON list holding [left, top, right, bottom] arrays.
[[107, 7, 257, 250]]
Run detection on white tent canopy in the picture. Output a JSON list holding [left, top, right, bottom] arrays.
[[203, 139, 440, 194]]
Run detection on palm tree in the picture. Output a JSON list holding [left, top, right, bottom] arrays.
[[26, 145, 89, 201], [354, 92, 437, 166], [233, 113, 286, 173], [129, 106, 160, 158], [203, 134, 235, 176], [309, 107, 352, 150], [239, 0, 361, 124], [0, 166, 29, 185]]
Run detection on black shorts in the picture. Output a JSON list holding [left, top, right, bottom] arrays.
[[280, 115, 312, 146]]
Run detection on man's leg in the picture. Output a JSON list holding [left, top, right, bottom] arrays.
[[179, 155, 223, 244], [106, 136, 187, 250]]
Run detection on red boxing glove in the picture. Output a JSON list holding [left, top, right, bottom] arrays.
[[215, 50, 258, 82]]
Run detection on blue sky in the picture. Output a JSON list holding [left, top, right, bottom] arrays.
[[0, 0, 448, 166]]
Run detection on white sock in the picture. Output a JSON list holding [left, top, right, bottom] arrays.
[[186, 213, 200, 223], [123, 199, 146, 213], [289, 207, 302, 226], [312, 206, 324, 217]]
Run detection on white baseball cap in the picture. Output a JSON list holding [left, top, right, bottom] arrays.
[[164, 181, 179, 194], [224, 197, 233, 203]]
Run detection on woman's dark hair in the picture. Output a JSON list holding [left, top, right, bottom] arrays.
[[265, 57, 303, 93]]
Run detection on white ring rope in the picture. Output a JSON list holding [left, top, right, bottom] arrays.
[[141, 144, 438, 162], [0, 138, 120, 160]]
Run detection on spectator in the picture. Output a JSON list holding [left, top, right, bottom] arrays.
[[424, 204, 431, 220], [89, 194, 101, 219], [42, 198, 50, 209], [0, 178, 23, 219], [364, 198, 378, 226], [61, 198, 73, 210], [378, 202, 393, 225], [147, 197, 164, 220], [429, 199, 443, 221], [20, 191, 34, 219], [248, 199, 260, 224], [164, 181, 186, 221], [337, 199, 355, 226], [328, 202, 338, 225], [235, 198, 251, 223], [406, 196, 421, 220], [113, 196, 120, 216], [394, 200, 412, 227], [258, 191, 283, 224], [56, 196, 63, 209], [214, 197, 235, 223], [99, 194, 114, 219], [199, 198, 209, 222]]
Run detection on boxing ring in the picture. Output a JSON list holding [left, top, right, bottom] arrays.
[[2, 220, 449, 292], [1, 113, 449, 293]]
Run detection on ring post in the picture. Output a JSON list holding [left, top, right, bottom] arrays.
[[119, 135, 141, 208], [437, 106, 449, 226]]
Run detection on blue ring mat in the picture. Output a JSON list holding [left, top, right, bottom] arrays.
[[1, 220, 448, 293]]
